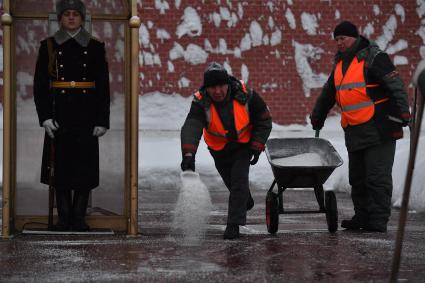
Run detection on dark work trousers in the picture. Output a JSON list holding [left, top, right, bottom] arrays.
[[348, 141, 396, 227], [212, 146, 252, 225]]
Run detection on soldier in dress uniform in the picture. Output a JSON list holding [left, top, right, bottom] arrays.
[[33, 0, 110, 231]]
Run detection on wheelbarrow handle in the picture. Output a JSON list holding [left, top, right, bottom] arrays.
[[315, 130, 320, 138]]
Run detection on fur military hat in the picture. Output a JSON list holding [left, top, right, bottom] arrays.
[[203, 62, 229, 88], [56, 0, 86, 20]]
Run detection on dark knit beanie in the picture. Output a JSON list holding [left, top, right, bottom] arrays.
[[333, 21, 359, 38], [56, 0, 86, 21], [203, 62, 229, 88]]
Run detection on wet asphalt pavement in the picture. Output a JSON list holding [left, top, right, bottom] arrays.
[[1, 186, 425, 282]]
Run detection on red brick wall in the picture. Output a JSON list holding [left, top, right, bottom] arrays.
[[1, 1, 424, 125], [139, 0, 424, 125]]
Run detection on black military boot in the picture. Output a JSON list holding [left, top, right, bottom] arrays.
[[53, 188, 72, 231], [341, 215, 367, 230], [223, 224, 240, 239], [72, 190, 90, 232]]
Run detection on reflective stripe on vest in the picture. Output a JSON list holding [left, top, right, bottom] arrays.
[[202, 81, 252, 151], [334, 57, 383, 128]]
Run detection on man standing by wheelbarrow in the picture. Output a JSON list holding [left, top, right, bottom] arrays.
[[180, 62, 272, 239], [34, 0, 110, 231], [310, 21, 410, 232]]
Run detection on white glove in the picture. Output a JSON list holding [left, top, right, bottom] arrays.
[[42, 119, 59, 138], [93, 126, 107, 137], [412, 60, 425, 87]]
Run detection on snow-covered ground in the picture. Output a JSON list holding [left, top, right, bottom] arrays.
[[138, 92, 425, 212], [1, 92, 425, 213]]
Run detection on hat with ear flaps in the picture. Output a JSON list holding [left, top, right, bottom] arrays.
[[56, 0, 86, 21]]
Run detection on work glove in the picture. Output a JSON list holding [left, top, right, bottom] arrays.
[[181, 154, 195, 171], [310, 114, 324, 131], [93, 126, 108, 137], [42, 119, 59, 138], [400, 112, 411, 127], [250, 150, 261, 165]]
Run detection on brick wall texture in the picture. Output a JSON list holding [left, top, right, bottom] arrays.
[[138, 0, 424, 125]]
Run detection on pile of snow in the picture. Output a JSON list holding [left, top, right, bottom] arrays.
[[139, 91, 192, 130]]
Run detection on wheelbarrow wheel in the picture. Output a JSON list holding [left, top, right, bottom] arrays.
[[325, 191, 338, 233], [314, 185, 325, 212], [266, 191, 279, 234]]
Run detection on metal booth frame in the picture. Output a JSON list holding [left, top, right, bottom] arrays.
[[1, 0, 141, 238]]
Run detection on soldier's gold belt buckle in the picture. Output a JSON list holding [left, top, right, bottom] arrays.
[[70, 81, 76, 88]]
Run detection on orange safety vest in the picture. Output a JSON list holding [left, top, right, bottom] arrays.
[[334, 57, 388, 128], [195, 81, 252, 151]]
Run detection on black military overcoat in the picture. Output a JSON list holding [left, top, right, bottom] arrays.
[[34, 29, 110, 190]]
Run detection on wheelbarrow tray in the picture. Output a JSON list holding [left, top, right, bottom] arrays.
[[265, 138, 343, 189]]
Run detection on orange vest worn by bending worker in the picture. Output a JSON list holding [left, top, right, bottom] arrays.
[[195, 81, 252, 151], [334, 57, 388, 128]]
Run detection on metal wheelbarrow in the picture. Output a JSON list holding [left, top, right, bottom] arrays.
[[265, 137, 343, 233]]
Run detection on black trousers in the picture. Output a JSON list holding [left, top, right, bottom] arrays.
[[348, 141, 396, 227], [212, 146, 252, 225], [55, 187, 90, 225]]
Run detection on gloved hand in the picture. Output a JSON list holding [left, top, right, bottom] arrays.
[[181, 154, 195, 171], [400, 112, 411, 127], [250, 150, 261, 165], [310, 114, 324, 131], [93, 126, 108, 137], [42, 119, 59, 138]]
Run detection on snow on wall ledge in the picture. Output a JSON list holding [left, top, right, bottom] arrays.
[[138, 0, 425, 125]]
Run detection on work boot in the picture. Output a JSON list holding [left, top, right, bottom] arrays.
[[53, 188, 72, 231], [341, 216, 366, 231], [223, 224, 240, 240], [72, 190, 90, 232], [363, 220, 387, 233], [247, 195, 254, 211], [363, 224, 387, 233]]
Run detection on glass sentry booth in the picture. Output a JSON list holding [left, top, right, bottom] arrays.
[[1, 0, 140, 237]]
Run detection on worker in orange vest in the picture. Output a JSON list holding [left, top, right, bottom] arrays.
[[311, 21, 410, 232], [180, 62, 272, 239]]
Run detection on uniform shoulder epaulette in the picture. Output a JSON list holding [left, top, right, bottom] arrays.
[[41, 36, 53, 44], [91, 36, 104, 43]]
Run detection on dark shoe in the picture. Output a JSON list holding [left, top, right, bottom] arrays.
[[223, 224, 240, 240], [341, 219, 364, 230], [363, 223, 387, 233], [247, 196, 254, 211], [52, 221, 71, 231], [72, 221, 90, 232]]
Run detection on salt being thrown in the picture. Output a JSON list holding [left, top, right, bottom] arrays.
[[273, 152, 325, 167], [172, 171, 212, 246]]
